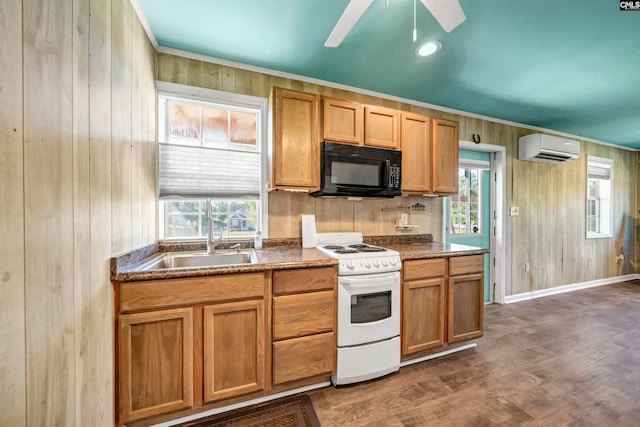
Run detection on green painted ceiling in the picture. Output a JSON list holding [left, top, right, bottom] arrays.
[[137, 0, 640, 149]]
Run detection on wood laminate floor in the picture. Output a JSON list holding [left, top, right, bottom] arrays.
[[308, 280, 640, 426]]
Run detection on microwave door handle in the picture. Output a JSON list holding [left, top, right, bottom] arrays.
[[383, 160, 390, 188]]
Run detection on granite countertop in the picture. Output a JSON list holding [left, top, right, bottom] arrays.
[[111, 234, 487, 282]]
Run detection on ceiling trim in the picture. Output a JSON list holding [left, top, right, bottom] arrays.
[[129, 0, 159, 50], [154, 46, 636, 152]]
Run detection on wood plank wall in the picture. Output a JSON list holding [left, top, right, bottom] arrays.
[[157, 53, 638, 296], [0, 0, 156, 425]]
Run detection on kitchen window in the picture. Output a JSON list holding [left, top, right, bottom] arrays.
[[586, 156, 612, 239], [157, 82, 268, 240], [449, 165, 482, 236]]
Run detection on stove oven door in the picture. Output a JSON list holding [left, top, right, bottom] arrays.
[[337, 271, 400, 347]]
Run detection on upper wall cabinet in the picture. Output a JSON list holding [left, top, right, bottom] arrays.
[[323, 98, 400, 150], [400, 112, 431, 194], [270, 87, 320, 191], [364, 105, 400, 149], [431, 118, 459, 194], [322, 98, 363, 145]]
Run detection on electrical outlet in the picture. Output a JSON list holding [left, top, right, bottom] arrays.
[[525, 262, 530, 272], [510, 207, 520, 216], [617, 254, 624, 262]]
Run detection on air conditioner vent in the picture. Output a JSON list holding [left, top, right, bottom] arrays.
[[519, 134, 580, 164]]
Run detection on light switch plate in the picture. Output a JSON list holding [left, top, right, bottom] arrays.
[[510, 206, 520, 216]]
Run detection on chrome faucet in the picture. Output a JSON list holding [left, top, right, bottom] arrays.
[[206, 199, 221, 254]]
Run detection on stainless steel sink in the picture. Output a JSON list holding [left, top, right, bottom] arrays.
[[139, 250, 257, 270]]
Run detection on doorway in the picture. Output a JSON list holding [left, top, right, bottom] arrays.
[[443, 140, 507, 304]]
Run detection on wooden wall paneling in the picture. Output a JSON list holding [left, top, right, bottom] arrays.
[[560, 151, 583, 285], [359, 198, 383, 236], [0, 0, 26, 424], [268, 191, 294, 238], [290, 193, 317, 238], [200, 60, 223, 91], [314, 198, 332, 234], [111, 0, 133, 254], [187, 57, 203, 87], [131, 15, 144, 249], [330, 199, 354, 232], [143, 35, 156, 244], [72, 0, 94, 424], [510, 155, 528, 295], [24, 0, 76, 424], [89, 0, 115, 425]]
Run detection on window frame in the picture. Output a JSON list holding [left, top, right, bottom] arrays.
[[448, 160, 488, 237], [155, 81, 269, 241], [585, 155, 613, 240]]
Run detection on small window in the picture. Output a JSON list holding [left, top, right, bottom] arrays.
[[157, 84, 267, 240], [586, 156, 612, 239], [449, 165, 482, 236]]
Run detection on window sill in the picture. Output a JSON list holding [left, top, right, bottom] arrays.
[[586, 233, 612, 239]]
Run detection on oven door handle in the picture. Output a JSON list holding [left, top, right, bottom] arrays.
[[340, 272, 399, 287]]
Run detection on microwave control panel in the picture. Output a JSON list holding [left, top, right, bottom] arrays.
[[388, 162, 401, 189]]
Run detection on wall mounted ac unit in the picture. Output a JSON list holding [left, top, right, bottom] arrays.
[[518, 133, 580, 164]]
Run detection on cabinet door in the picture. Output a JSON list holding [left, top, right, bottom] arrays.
[[447, 273, 484, 343], [400, 112, 431, 193], [365, 105, 400, 149], [432, 118, 459, 194], [118, 308, 193, 424], [203, 300, 265, 403], [322, 98, 363, 144], [273, 88, 319, 189], [402, 278, 446, 355]]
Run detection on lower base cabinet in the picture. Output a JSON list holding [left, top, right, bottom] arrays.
[[118, 308, 194, 423], [402, 255, 484, 357], [273, 332, 335, 385], [203, 300, 265, 403]]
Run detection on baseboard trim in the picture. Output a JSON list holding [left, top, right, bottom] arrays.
[[399, 343, 477, 368], [504, 274, 640, 304], [153, 381, 331, 427]]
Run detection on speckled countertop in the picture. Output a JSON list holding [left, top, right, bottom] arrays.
[[111, 234, 487, 282]]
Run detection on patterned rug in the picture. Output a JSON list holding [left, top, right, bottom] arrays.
[[176, 395, 321, 427]]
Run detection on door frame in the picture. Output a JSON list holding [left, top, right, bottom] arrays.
[[442, 140, 507, 304]]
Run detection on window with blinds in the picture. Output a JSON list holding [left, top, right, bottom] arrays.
[[157, 87, 267, 240], [586, 156, 612, 239]]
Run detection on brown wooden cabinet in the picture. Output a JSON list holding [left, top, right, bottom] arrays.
[[364, 105, 400, 149], [401, 255, 483, 358], [271, 267, 337, 385], [323, 98, 400, 149], [322, 97, 363, 145], [401, 258, 446, 355], [118, 307, 194, 423], [115, 273, 266, 426], [270, 87, 320, 190], [203, 299, 265, 403], [432, 118, 459, 194], [448, 255, 484, 343], [400, 112, 431, 193]]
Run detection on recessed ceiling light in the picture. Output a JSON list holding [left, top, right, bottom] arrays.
[[416, 40, 442, 57]]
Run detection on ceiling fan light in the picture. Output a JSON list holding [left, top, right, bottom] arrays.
[[416, 40, 442, 57]]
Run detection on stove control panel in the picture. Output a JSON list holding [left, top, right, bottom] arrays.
[[338, 256, 401, 275]]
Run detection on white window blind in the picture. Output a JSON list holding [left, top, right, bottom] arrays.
[[158, 143, 261, 199], [587, 161, 611, 180]]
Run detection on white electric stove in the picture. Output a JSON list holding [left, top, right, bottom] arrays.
[[316, 232, 401, 386]]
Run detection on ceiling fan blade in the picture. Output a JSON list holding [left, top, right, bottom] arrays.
[[324, 0, 374, 48], [420, 0, 466, 33]]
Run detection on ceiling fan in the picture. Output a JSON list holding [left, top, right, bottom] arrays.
[[324, 0, 466, 47]]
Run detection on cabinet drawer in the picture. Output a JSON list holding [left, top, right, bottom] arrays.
[[273, 332, 335, 385], [273, 291, 334, 340], [120, 273, 265, 312], [403, 258, 445, 281], [272, 267, 336, 295], [449, 255, 484, 276]]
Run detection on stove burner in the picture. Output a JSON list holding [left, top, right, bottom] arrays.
[[334, 248, 358, 254], [323, 245, 345, 250], [357, 247, 386, 252], [348, 244, 369, 249]]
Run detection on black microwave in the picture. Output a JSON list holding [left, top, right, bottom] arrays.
[[311, 141, 401, 198]]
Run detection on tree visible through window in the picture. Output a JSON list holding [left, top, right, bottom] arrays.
[[450, 167, 481, 236]]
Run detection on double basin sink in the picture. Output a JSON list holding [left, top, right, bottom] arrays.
[[138, 249, 258, 270]]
